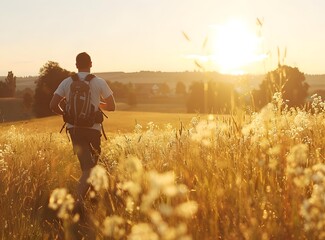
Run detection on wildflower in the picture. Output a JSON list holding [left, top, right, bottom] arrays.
[[272, 92, 285, 110], [162, 183, 188, 198], [175, 201, 198, 218], [5, 125, 26, 142], [164, 123, 174, 132], [147, 122, 158, 132], [102, 215, 125, 239], [293, 168, 312, 188], [0, 147, 8, 171], [190, 117, 216, 146], [148, 210, 171, 236], [286, 144, 308, 175], [148, 170, 175, 192], [300, 184, 325, 237], [87, 165, 109, 192], [121, 181, 142, 201], [268, 145, 281, 155], [119, 155, 143, 182], [311, 94, 324, 113], [267, 145, 281, 170], [0, 159, 7, 172], [190, 117, 199, 127], [48, 188, 75, 219], [125, 196, 135, 213], [134, 123, 143, 133], [312, 164, 325, 184], [141, 188, 160, 212], [158, 203, 173, 217], [128, 223, 159, 240], [241, 103, 275, 141], [291, 110, 310, 133], [37, 150, 46, 161]]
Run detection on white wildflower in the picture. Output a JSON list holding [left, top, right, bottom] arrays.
[[120, 155, 143, 182], [158, 203, 174, 217], [121, 181, 142, 201], [190, 117, 216, 145], [300, 184, 325, 236], [87, 165, 109, 191], [175, 201, 198, 219], [286, 144, 308, 175], [149, 171, 174, 189], [134, 123, 143, 133], [102, 215, 125, 239], [128, 223, 159, 240], [125, 196, 135, 213], [147, 122, 158, 132], [0, 150, 8, 172], [293, 111, 310, 132], [48, 188, 75, 219]]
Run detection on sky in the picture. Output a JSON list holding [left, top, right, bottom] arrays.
[[1, 0, 325, 76]]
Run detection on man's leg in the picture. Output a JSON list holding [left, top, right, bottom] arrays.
[[69, 128, 101, 200]]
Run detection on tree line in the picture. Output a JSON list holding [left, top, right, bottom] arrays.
[[186, 65, 309, 113], [0, 61, 311, 118]]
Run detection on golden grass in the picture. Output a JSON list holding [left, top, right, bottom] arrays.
[[0, 111, 200, 133], [0, 96, 325, 239]]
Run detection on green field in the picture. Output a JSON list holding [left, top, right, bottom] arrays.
[[1, 96, 325, 239]]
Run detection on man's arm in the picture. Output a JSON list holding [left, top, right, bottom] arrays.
[[103, 95, 116, 111], [49, 93, 65, 115]]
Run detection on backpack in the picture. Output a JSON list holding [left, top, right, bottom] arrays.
[[63, 74, 100, 127]]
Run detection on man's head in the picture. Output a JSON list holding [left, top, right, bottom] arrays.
[[76, 52, 92, 70]]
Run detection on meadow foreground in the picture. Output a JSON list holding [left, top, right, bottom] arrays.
[[0, 94, 325, 239]]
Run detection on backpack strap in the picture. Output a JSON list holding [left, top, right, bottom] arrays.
[[71, 73, 95, 82], [71, 74, 79, 81], [101, 124, 108, 140], [85, 74, 95, 82]]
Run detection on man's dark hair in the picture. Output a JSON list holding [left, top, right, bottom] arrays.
[[76, 52, 92, 69]]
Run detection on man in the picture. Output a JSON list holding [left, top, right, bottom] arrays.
[[50, 52, 115, 202]]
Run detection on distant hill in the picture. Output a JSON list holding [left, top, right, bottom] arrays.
[[84, 71, 325, 93], [0, 76, 37, 91], [1, 71, 324, 93], [304, 74, 325, 93], [95, 71, 264, 90]]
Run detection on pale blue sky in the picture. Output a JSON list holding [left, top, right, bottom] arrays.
[[1, 0, 325, 76]]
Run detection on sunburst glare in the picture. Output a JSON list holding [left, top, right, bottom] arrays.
[[210, 19, 268, 74], [185, 19, 268, 74]]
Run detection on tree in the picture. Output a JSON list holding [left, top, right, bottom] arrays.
[[23, 92, 33, 112], [33, 61, 71, 117], [252, 65, 309, 109], [0, 82, 9, 98], [186, 81, 204, 113], [175, 81, 186, 95], [159, 83, 170, 96], [108, 81, 129, 98], [0, 71, 16, 97], [208, 81, 237, 113], [5, 71, 16, 97], [127, 83, 137, 106], [186, 80, 237, 113]]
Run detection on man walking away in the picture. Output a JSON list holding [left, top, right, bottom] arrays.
[[50, 52, 115, 214]]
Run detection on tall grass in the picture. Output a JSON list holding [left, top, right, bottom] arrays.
[[0, 93, 324, 239]]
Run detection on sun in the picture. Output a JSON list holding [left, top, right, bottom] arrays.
[[210, 19, 267, 75]]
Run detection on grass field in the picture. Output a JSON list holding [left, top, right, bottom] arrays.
[[0, 94, 325, 239], [2, 110, 199, 133]]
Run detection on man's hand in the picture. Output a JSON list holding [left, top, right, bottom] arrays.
[[103, 95, 116, 111], [49, 94, 65, 115]]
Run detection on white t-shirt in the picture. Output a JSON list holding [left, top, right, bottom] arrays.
[[54, 72, 113, 131]]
